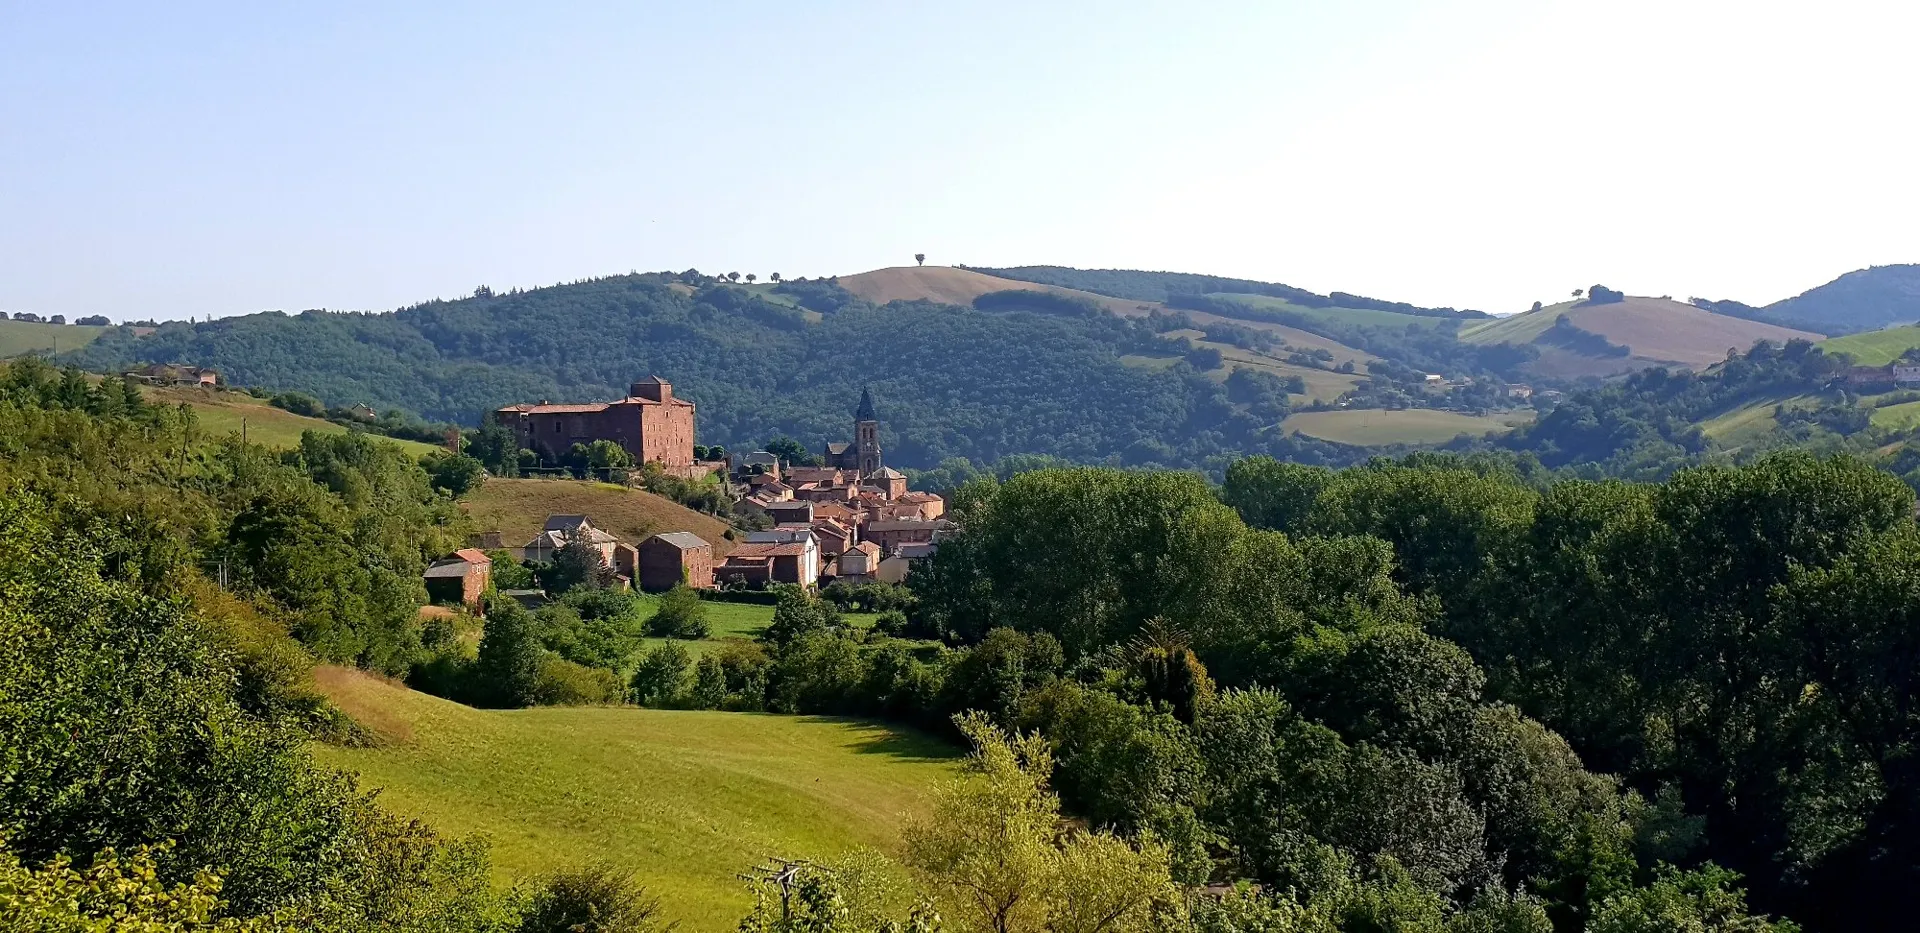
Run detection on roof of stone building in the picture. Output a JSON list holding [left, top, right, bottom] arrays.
[[544, 515, 592, 531], [825, 442, 851, 456], [452, 547, 493, 564], [871, 467, 906, 480], [423, 559, 480, 578], [646, 531, 710, 551], [726, 541, 811, 559]]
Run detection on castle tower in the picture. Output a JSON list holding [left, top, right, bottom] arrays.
[[855, 387, 881, 477]]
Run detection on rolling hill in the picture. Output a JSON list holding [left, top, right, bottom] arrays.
[[1820, 325, 1920, 366], [1765, 264, 1920, 332], [1283, 408, 1535, 446], [312, 666, 958, 933], [460, 478, 737, 555], [145, 384, 444, 456], [0, 319, 111, 357], [1462, 296, 1823, 376]]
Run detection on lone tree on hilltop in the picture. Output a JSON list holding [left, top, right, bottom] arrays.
[[745, 273, 756, 284], [1572, 288, 1584, 299], [726, 271, 740, 283], [770, 272, 782, 284], [915, 253, 925, 266]]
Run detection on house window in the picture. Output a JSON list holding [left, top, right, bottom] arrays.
[[553, 422, 560, 433]]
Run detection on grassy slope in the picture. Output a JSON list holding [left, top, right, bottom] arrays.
[[145, 385, 443, 456], [462, 478, 737, 556], [1211, 294, 1454, 330], [0, 319, 111, 356], [312, 668, 957, 933], [1462, 298, 1823, 370], [838, 267, 1377, 368], [1821, 325, 1920, 366], [1282, 408, 1535, 446]]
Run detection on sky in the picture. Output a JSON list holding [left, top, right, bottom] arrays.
[[3, 0, 1918, 321]]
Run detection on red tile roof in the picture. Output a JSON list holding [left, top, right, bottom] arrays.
[[452, 547, 493, 564], [726, 541, 811, 558]]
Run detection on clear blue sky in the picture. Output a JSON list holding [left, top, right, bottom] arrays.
[[4, 0, 1917, 321]]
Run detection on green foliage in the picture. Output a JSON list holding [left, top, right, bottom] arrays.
[[517, 863, 666, 933], [1589, 865, 1798, 933], [629, 641, 693, 707], [0, 842, 275, 932], [644, 583, 711, 639], [425, 451, 488, 497], [541, 525, 618, 594], [477, 598, 545, 707]]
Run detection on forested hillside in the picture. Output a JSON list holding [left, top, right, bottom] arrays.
[[70, 274, 1360, 472]]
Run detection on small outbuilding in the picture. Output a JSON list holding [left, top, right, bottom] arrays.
[[422, 547, 493, 610], [637, 531, 714, 592]]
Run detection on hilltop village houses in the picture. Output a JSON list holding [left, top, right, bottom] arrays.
[[454, 380, 948, 598]]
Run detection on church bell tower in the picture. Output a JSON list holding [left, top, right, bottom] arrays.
[[855, 387, 881, 477]]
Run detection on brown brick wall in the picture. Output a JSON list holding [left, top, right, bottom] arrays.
[[638, 538, 713, 591]]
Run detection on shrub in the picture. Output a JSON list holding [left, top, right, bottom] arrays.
[[629, 642, 692, 707], [644, 584, 709, 639], [269, 391, 325, 417], [518, 863, 667, 933], [533, 656, 626, 706]]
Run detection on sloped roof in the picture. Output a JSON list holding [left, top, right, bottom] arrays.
[[544, 515, 591, 531], [423, 559, 477, 578], [726, 541, 811, 558], [452, 547, 493, 564], [856, 386, 876, 421], [647, 531, 710, 550], [871, 467, 906, 480]]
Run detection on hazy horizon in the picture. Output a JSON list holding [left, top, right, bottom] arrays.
[[5, 0, 1918, 322]]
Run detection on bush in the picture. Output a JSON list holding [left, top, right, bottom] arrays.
[[644, 584, 709, 639], [269, 391, 325, 417], [630, 642, 692, 707], [518, 863, 667, 933], [532, 656, 626, 706]]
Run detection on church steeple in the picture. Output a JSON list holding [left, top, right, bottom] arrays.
[[854, 387, 881, 476]]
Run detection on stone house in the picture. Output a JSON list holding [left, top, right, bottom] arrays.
[[836, 541, 882, 581], [864, 518, 949, 553], [131, 364, 218, 387], [764, 500, 815, 526], [523, 515, 621, 564], [715, 538, 820, 588], [637, 532, 714, 591], [878, 541, 937, 584], [422, 548, 492, 609], [495, 376, 695, 471]]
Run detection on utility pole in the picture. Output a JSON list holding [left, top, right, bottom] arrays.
[[736, 857, 814, 924]]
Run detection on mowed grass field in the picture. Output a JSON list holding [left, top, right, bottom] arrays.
[[463, 478, 737, 556], [1283, 408, 1534, 446], [312, 668, 959, 932], [144, 385, 443, 456], [631, 592, 883, 657], [0, 319, 111, 356], [1822, 325, 1920, 366]]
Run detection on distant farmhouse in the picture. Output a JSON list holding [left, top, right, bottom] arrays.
[[128, 363, 218, 387], [495, 376, 695, 473]]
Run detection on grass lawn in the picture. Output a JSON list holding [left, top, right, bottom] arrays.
[[0, 319, 111, 356], [1283, 408, 1534, 446], [1870, 398, 1920, 431], [631, 593, 882, 656], [1822, 325, 1920, 366], [312, 668, 959, 933], [144, 385, 443, 456], [1459, 301, 1574, 345], [463, 478, 737, 556]]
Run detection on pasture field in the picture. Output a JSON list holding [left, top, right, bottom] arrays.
[[462, 478, 736, 556], [1282, 408, 1534, 446], [312, 667, 959, 933], [0, 319, 111, 356], [145, 385, 443, 456], [1822, 325, 1920, 366]]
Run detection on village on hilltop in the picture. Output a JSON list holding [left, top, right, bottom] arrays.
[[425, 379, 949, 606]]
